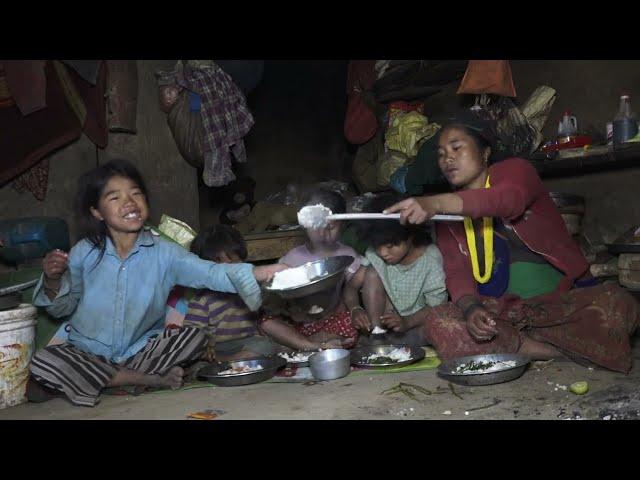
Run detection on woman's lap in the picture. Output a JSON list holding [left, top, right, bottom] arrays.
[[423, 283, 639, 373]]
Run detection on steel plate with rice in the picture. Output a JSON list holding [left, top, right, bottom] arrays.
[[197, 357, 286, 387], [437, 353, 530, 386], [350, 344, 425, 369], [264, 256, 354, 299], [278, 350, 315, 368]]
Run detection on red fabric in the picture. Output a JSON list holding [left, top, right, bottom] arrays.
[[0, 61, 109, 188], [387, 101, 424, 128], [294, 309, 358, 339], [166, 286, 185, 309], [389, 101, 424, 115], [1, 60, 47, 115], [344, 93, 378, 145], [344, 60, 378, 145], [0, 61, 82, 187], [346, 60, 377, 94], [260, 309, 358, 347], [423, 284, 639, 373], [436, 158, 590, 303], [457, 60, 516, 97]]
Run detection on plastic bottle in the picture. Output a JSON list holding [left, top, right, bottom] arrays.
[[557, 110, 578, 137], [612, 94, 639, 145]]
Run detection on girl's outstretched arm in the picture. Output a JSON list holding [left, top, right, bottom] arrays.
[[167, 243, 263, 311]]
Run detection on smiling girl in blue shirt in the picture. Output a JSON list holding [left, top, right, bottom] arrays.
[[28, 159, 283, 406]]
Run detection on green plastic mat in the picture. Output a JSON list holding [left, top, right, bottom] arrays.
[[124, 353, 441, 395]]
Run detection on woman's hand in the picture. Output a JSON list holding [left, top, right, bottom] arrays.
[[380, 311, 409, 333], [43, 249, 69, 281], [350, 306, 371, 331], [253, 263, 288, 283], [465, 305, 498, 342], [384, 197, 438, 225], [319, 336, 357, 350]]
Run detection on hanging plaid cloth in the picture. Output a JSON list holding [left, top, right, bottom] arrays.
[[182, 63, 255, 187]]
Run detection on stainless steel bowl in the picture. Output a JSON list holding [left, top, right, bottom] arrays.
[[437, 353, 530, 386], [264, 256, 354, 300], [197, 356, 286, 387], [309, 349, 351, 380]]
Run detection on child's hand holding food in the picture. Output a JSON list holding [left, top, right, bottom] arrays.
[[43, 249, 69, 281], [253, 263, 288, 283]]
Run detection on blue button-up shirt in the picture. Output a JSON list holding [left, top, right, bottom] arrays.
[[33, 230, 261, 363]]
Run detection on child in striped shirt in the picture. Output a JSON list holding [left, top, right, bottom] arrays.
[[182, 225, 277, 362]]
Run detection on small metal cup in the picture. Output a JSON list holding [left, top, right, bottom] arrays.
[[309, 349, 351, 380]]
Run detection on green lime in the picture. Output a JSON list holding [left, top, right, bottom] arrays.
[[570, 381, 589, 395]]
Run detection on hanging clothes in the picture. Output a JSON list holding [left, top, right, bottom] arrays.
[[106, 60, 139, 134], [1, 61, 108, 199], [1, 60, 47, 115], [0, 65, 15, 108], [344, 60, 378, 145], [61, 60, 101, 85], [12, 158, 50, 201], [181, 63, 255, 187], [0, 61, 82, 187], [457, 60, 517, 97]]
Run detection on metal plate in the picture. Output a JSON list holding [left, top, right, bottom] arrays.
[[197, 357, 286, 387], [437, 354, 530, 386], [277, 351, 315, 368], [0, 278, 38, 297], [264, 256, 354, 300], [350, 344, 426, 369]]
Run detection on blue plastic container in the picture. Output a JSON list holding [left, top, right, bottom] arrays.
[[0, 217, 70, 265]]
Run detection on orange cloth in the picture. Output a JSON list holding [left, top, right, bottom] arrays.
[[457, 60, 516, 97]]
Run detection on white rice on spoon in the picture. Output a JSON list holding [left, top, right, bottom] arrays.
[[297, 204, 332, 229]]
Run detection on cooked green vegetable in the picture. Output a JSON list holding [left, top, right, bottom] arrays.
[[454, 360, 496, 373], [367, 356, 396, 364]]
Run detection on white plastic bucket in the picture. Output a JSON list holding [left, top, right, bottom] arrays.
[[0, 304, 37, 409]]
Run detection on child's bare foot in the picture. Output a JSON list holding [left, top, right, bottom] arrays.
[[154, 366, 184, 390]]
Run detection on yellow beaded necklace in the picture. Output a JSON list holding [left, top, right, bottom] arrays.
[[463, 175, 493, 283]]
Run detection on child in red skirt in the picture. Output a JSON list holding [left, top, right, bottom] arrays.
[[259, 188, 361, 351]]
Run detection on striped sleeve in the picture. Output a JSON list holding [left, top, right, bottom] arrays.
[[184, 294, 213, 329]]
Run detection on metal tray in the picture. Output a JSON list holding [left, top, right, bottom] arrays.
[[197, 357, 286, 387], [264, 256, 354, 300], [437, 354, 530, 386], [350, 344, 425, 369]]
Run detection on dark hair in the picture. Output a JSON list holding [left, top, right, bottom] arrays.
[[302, 187, 346, 215], [190, 224, 248, 262], [438, 109, 501, 163], [357, 193, 431, 248], [442, 123, 492, 152], [76, 159, 148, 266]]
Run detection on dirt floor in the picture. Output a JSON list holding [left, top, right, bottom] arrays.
[[2, 342, 640, 420]]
